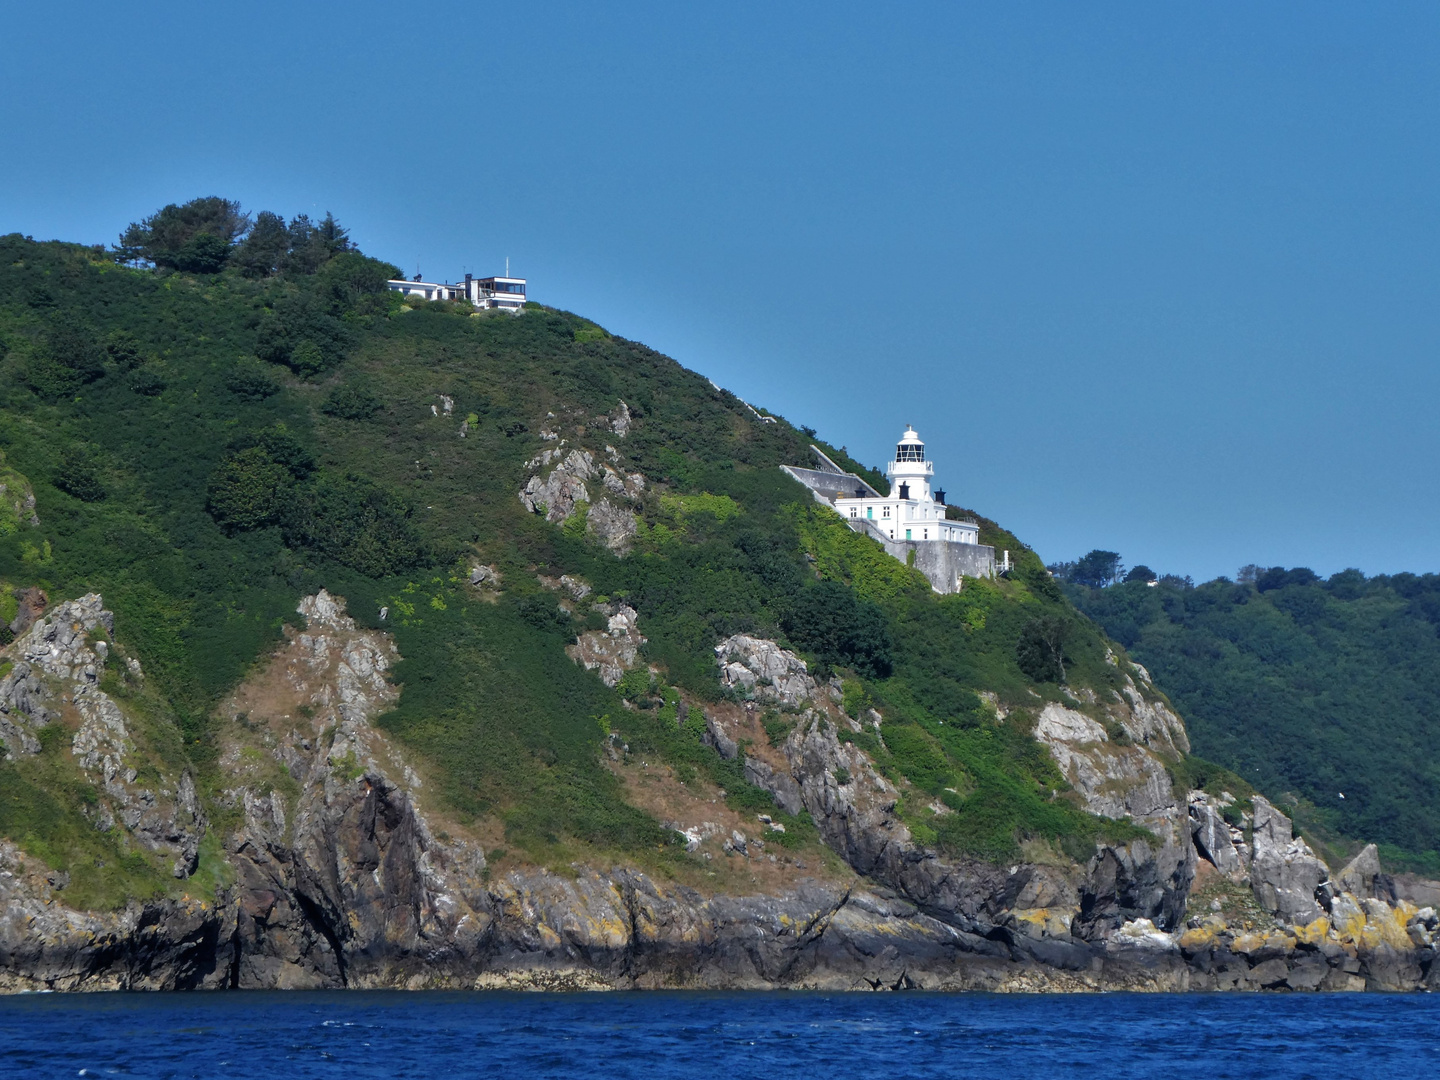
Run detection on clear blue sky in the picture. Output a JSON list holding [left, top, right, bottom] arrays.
[[5, 2, 1438, 581]]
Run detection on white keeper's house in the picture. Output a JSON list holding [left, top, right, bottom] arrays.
[[386, 272, 527, 311], [782, 427, 1004, 594]]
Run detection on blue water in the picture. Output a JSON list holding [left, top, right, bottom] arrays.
[[1, 991, 1437, 1079]]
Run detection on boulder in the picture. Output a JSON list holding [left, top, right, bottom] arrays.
[[1336, 844, 1385, 900], [1249, 797, 1328, 925]]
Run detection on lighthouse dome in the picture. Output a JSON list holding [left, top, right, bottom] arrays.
[[895, 427, 925, 463]]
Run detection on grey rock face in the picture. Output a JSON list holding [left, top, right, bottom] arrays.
[[6, 596, 1439, 994], [587, 497, 638, 553], [0, 594, 202, 874], [520, 448, 596, 522], [567, 603, 645, 687], [714, 635, 816, 707], [1189, 793, 1243, 876], [1249, 797, 1329, 925], [1030, 700, 1195, 938], [518, 435, 644, 553], [1336, 844, 1384, 900]]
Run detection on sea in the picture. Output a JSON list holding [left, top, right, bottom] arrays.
[[1, 990, 1436, 1079]]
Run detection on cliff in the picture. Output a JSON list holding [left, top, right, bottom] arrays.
[[1, 591, 1434, 992], [0, 223, 1436, 993]]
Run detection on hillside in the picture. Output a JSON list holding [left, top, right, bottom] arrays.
[[1067, 570, 1440, 876], [0, 206, 1436, 992]]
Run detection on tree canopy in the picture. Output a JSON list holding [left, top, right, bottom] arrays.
[[115, 197, 391, 281]]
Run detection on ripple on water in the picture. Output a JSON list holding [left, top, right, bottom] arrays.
[[0, 991, 1437, 1079]]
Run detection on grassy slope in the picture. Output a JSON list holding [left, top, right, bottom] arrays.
[[0, 234, 1165, 895]]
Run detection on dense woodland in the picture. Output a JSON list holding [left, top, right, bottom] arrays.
[[0, 200, 1171, 904], [1067, 565, 1440, 875]]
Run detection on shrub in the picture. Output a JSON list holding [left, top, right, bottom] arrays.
[[254, 294, 351, 377], [282, 472, 426, 577], [53, 447, 105, 502], [206, 447, 294, 531], [127, 365, 167, 396], [224, 360, 280, 400], [321, 380, 382, 420], [104, 330, 142, 372], [780, 579, 893, 678], [229, 426, 315, 478], [1016, 614, 1068, 684]]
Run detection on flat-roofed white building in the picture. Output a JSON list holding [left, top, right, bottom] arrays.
[[468, 275, 526, 310], [386, 272, 527, 311], [387, 278, 466, 302]]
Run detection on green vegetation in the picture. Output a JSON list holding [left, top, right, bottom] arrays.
[[1069, 569, 1440, 874], [0, 727, 174, 910], [0, 200, 1201, 885]]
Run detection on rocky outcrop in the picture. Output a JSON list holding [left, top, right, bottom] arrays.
[[708, 635, 1191, 959], [517, 405, 646, 554], [2, 595, 1437, 993], [567, 603, 645, 688], [520, 447, 596, 523], [715, 634, 817, 707], [1188, 790, 1246, 875], [1020, 679, 1196, 937], [0, 594, 201, 876]]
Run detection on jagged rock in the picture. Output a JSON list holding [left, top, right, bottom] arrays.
[[468, 564, 500, 587], [586, 496, 638, 553], [519, 448, 596, 522], [4, 590, 1438, 993], [0, 659, 50, 755], [0, 593, 201, 872], [1337, 844, 1384, 899], [558, 575, 590, 600], [1032, 702, 1194, 937], [567, 604, 644, 687], [1189, 792, 1243, 876], [715, 635, 816, 706], [519, 441, 643, 552], [610, 401, 631, 437], [7, 586, 47, 637], [1249, 797, 1328, 925]]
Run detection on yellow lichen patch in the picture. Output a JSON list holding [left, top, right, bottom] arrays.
[[1179, 924, 1220, 950], [1229, 931, 1268, 955], [1358, 899, 1415, 951], [1329, 895, 1369, 944], [1009, 907, 1074, 938], [1292, 916, 1331, 946]]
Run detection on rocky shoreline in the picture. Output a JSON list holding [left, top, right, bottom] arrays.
[[1, 592, 1436, 993]]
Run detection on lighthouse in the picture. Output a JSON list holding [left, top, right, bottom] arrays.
[[779, 425, 997, 593], [832, 427, 979, 545]]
